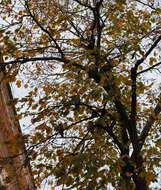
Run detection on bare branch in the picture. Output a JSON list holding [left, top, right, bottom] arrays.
[[139, 94, 161, 149], [135, 0, 157, 10], [73, 0, 93, 9], [0, 56, 68, 67], [135, 35, 161, 68], [137, 61, 161, 75]]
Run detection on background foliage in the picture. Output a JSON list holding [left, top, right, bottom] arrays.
[[0, 0, 161, 189]]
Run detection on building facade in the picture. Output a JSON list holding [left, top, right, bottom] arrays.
[[0, 55, 35, 190]]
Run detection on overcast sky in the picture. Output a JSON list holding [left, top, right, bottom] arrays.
[[4, 0, 161, 189]]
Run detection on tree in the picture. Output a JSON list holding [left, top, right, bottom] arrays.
[[0, 0, 161, 189]]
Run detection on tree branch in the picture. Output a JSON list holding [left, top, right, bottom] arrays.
[[73, 0, 93, 9], [131, 93, 161, 160], [130, 68, 139, 152], [135, 35, 161, 68], [25, 0, 65, 58], [101, 121, 124, 153], [135, 0, 157, 10], [139, 93, 161, 150], [137, 61, 161, 75], [0, 56, 69, 66], [129, 35, 161, 153], [114, 99, 137, 150]]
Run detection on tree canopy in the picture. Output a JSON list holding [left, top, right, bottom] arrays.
[[0, 0, 161, 189]]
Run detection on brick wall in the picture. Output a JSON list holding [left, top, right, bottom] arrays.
[[0, 56, 35, 190]]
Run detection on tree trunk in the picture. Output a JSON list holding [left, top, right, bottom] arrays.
[[119, 154, 148, 190], [133, 174, 148, 190], [132, 155, 148, 190], [0, 55, 35, 190], [119, 158, 135, 190]]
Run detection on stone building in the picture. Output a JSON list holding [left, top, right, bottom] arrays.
[[0, 55, 35, 190]]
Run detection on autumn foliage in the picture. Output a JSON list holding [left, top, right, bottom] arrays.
[[0, 0, 161, 189]]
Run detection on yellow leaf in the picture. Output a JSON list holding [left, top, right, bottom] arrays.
[[138, 66, 143, 70], [24, 83, 28, 88], [48, 180, 53, 185], [31, 104, 38, 110], [126, 172, 133, 177], [149, 57, 157, 66], [40, 34, 48, 40], [33, 25, 39, 29], [71, 39, 81, 45], [15, 115, 22, 120], [16, 80, 21, 88], [146, 172, 155, 183]]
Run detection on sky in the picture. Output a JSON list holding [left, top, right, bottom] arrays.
[[1, 0, 161, 189]]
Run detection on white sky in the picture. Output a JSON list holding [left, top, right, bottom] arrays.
[[3, 0, 161, 189]]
